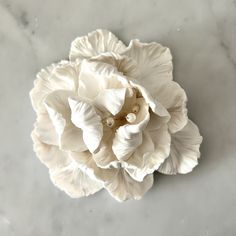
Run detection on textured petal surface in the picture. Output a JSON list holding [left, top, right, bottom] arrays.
[[31, 131, 70, 169], [90, 52, 139, 79], [30, 61, 78, 113], [49, 161, 103, 198], [78, 59, 129, 100], [153, 81, 188, 133], [158, 120, 203, 175], [112, 98, 149, 160], [70, 29, 126, 61], [69, 98, 103, 153], [70, 151, 118, 183], [92, 127, 119, 168], [34, 112, 58, 145], [44, 90, 87, 152], [125, 126, 171, 181], [130, 80, 170, 123], [123, 39, 173, 87], [105, 169, 153, 202], [94, 88, 127, 115]]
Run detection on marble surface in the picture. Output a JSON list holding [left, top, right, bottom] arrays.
[[0, 0, 236, 235]]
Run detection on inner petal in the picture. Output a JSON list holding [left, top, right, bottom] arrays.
[[78, 60, 130, 100]]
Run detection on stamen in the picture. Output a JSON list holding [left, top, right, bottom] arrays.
[[126, 113, 136, 123]]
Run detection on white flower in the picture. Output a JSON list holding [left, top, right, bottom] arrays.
[[30, 29, 203, 202]]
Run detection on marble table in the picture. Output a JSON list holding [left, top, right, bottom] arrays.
[[0, 0, 235, 235]]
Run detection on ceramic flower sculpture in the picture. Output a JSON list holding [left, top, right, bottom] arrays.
[[30, 29, 203, 202]]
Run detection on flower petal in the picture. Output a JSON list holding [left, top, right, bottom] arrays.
[[31, 131, 70, 169], [94, 88, 127, 116], [125, 126, 171, 181], [130, 80, 170, 123], [112, 98, 150, 160], [70, 151, 118, 183], [158, 120, 203, 175], [123, 132, 154, 171], [69, 29, 126, 61], [92, 127, 119, 168], [61, 123, 88, 152], [112, 131, 142, 161], [30, 61, 78, 113], [90, 52, 139, 79], [105, 169, 153, 202], [152, 81, 188, 133], [78, 59, 129, 100], [49, 161, 103, 198], [44, 90, 87, 152], [122, 39, 173, 88], [68, 98, 103, 153], [34, 112, 58, 145], [30, 63, 56, 113]]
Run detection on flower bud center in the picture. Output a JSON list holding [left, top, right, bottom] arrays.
[[126, 113, 136, 123]]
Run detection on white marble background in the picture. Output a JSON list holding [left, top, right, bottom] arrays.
[[0, 0, 236, 235]]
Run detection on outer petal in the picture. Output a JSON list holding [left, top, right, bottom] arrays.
[[69, 29, 126, 61], [70, 151, 118, 183], [49, 161, 103, 198], [152, 81, 188, 133], [34, 112, 58, 145], [78, 59, 130, 100], [32, 131, 102, 198], [30, 61, 78, 113], [68, 98, 103, 153], [158, 120, 203, 175], [105, 169, 153, 202], [44, 90, 87, 152], [125, 126, 171, 181], [122, 39, 173, 89], [31, 131, 70, 169]]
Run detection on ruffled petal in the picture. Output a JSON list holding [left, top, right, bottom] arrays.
[[158, 120, 203, 175], [30, 64, 56, 113], [122, 39, 173, 88], [105, 169, 153, 202], [123, 132, 154, 169], [49, 161, 103, 198], [78, 59, 130, 100], [112, 98, 149, 160], [130, 80, 170, 123], [70, 151, 118, 183], [152, 81, 188, 133], [31, 131, 70, 169], [60, 123, 87, 152], [92, 127, 119, 168], [94, 88, 127, 116], [68, 98, 103, 153], [90, 52, 139, 79], [125, 126, 170, 181], [69, 29, 126, 61], [30, 61, 78, 113], [34, 112, 58, 145], [44, 90, 87, 152]]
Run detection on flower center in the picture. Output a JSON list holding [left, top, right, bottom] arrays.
[[126, 113, 137, 123]]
